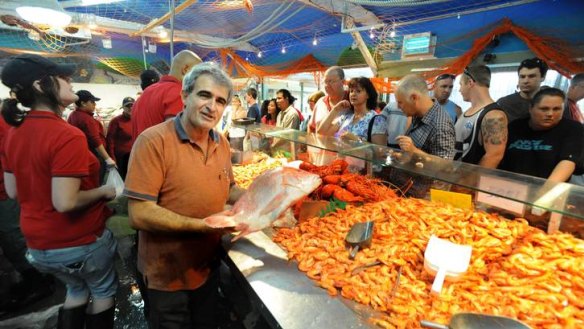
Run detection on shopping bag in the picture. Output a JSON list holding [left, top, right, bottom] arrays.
[[105, 167, 125, 199]]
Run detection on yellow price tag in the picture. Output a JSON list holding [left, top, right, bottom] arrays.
[[430, 189, 472, 209]]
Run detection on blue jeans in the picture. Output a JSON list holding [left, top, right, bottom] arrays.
[[26, 229, 118, 299]]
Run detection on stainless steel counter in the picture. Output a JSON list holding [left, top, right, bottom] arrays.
[[223, 230, 376, 329]]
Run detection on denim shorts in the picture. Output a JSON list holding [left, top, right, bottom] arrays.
[[26, 229, 118, 299]]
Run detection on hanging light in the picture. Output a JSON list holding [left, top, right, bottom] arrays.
[[27, 31, 41, 41], [157, 26, 168, 39], [16, 0, 72, 27], [390, 30, 396, 38], [312, 38, 318, 46], [369, 32, 374, 39], [257, 51, 263, 58], [281, 47, 286, 54]]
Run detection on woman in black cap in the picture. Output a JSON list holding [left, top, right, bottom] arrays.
[[105, 97, 135, 179], [68, 89, 115, 183], [0, 54, 118, 329]]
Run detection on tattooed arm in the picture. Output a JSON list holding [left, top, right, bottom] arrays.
[[479, 109, 508, 168]]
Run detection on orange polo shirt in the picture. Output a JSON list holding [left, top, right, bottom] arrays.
[[124, 113, 233, 291]]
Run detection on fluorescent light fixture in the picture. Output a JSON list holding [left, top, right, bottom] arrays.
[[410, 67, 444, 72], [16, 1, 72, 27]]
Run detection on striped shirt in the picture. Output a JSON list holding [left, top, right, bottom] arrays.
[[406, 101, 456, 159]]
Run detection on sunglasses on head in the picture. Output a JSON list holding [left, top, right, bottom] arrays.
[[436, 73, 455, 81], [521, 58, 543, 66], [463, 67, 476, 82]]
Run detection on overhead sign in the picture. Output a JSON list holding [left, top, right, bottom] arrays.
[[401, 32, 436, 59]]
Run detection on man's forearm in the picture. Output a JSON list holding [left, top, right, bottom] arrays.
[[128, 199, 212, 233]]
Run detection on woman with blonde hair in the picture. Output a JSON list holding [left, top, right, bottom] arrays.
[[303, 90, 325, 131], [221, 95, 247, 149]]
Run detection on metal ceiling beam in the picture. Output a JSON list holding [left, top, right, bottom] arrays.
[[130, 0, 197, 37], [345, 17, 378, 76]]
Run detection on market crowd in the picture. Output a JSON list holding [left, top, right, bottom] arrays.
[[0, 50, 583, 329]]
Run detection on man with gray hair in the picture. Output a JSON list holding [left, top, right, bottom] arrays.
[[308, 66, 347, 133], [125, 62, 245, 328], [132, 50, 202, 140], [390, 74, 455, 197], [394, 74, 455, 159]]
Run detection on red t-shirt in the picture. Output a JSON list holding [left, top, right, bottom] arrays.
[[261, 115, 276, 126], [106, 114, 133, 161], [67, 109, 105, 149], [0, 115, 11, 200], [1, 111, 112, 250], [132, 75, 183, 141]]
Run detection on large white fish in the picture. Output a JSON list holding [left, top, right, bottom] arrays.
[[204, 167, 322, 241]]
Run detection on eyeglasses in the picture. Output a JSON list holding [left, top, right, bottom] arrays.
[[463, 67, 476, 82], [324, 79, 341, 85], [436, 74, 455, 81]]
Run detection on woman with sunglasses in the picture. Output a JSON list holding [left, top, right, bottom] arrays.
[[1, 54, 117, 329], [317, 77, 387, 145]]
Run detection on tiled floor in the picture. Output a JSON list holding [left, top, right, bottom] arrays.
[[0, 197, 267, 329]]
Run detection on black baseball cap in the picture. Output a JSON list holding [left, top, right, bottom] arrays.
[[76, 90, 101, 103], [140, 69, 160, 90], [1, 54, 76, 92], [122, 97, 135, 107]]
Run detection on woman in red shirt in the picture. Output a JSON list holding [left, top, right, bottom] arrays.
[[1, 54, 117, 329]]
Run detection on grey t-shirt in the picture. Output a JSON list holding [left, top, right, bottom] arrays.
[[497, 92, 530, 123]]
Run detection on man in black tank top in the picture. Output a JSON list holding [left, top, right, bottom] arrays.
[[455, 65, 508, 168]]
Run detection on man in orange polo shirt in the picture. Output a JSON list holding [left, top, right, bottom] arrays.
[[124, 62, 245, 328], [132, 50, 201, 141]]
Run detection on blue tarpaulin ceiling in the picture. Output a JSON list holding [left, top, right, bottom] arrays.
[[0, 0, 582, 78]]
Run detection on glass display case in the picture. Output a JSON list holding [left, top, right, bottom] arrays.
[[226, 123, 584, 329], [237, 122, 584, 237]]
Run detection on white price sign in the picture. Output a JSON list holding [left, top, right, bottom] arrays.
[[476, 175, 529, 216]]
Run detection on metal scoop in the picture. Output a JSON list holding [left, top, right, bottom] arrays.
[[421, 313, 532, 329], [345, 221, 374, 260]]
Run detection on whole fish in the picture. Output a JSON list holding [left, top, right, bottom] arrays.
[[204, 167, 321, 241]]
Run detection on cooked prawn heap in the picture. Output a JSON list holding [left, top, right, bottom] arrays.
[[273, 198, 584, 329], [233, 156, 282, 189]]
